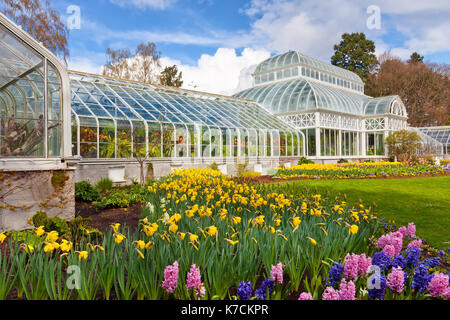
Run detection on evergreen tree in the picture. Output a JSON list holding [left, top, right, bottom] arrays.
[[159, 65, 183, 88], [331, 32, 378, 82]]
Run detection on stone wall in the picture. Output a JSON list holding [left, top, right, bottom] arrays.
[[0, 169, 75, 232]]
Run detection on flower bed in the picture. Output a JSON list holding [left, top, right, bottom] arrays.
[[0, 168, 447, 300], [274, 162, 446, 180]]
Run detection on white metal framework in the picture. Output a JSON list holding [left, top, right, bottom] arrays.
[[0, 12, 71, 169], [70, 71, 305, 160]]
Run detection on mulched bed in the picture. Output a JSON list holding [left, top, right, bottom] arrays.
[[76, 201, 142, 232]]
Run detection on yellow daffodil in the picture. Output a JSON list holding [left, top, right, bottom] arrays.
[[232, 216, 242, 225], [60, 239, 72, 252], [189, 233, 199, 243], [178, 232, 186, 240], [145, 241, 153, 250], [136, 249, 145, 259], [111, 223, 120, 233], [293, 217, 301, 228], [227, 239, 239, 246], [114, 233, 126, 244], [44, 242, 55, 253], [45, 231, 59, 242], [136, 240, 146, 250], [349, 225, 359, 235], [206, 226, 218, 236], [169, 223, 178, 233], [307, 237, 317, 246], [35, 226, 45, 237], [78, 250, 88, 261], [0, 233, 6, 244]]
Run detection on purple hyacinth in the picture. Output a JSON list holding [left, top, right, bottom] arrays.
[[411, 264, 432, 292], [368, 273, 386, 300], [422, 257, 440, 268], [405, 248, 421, 269], [372, 251, 391, 273], [391, 254, 407, 269], [237, 281, 253, 300], [326, 261, 344, 287], [255, 279, 274, 300]]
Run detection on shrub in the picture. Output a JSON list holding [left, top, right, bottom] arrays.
[[385, 130, 421, 162], [95, 177, 113, 193], [68, 216, 103, 243], [337, 158, 349, 164], [32, 210, 69, 236], [75, 181, 101, 202], [297, 157, 314, 165], [209, 162, 219, 171], [235, 159, 249, 177]]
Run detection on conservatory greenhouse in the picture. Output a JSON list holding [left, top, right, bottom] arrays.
[[0, 12, 448, 230]]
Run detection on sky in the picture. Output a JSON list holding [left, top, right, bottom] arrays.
[[52, 0, 450, 95]]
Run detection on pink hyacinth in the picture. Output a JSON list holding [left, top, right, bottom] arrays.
[[407, 239, 422, 250], [407, 222, 416, 237], [186, 264, 205, 298], [322, 287, 340, 300], [377, 234, 389, 249], [161, 261, 179, 293], [338, 279, 356, 300], [344, 253, 359, 280], [398, 226, 407, 237], [270, 262, 283, 285], [377, 232, 403, 256], [443, 287, 450, 300], [357, 253, 372, 276], [298, 292, 313, 300], [383, 244, 396, 258], [387, 267, 405, 294], [427, 273, 449, 298]]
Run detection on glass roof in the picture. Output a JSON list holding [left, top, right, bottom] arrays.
[[363, 96, 406, 117], [69, 71, 297, 132], [254, 51, 363, 84], [234, 78, 365, 115], [418, 127, 450, 145]]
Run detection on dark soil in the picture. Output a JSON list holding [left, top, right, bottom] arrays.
[[75, 201, 142, 232]]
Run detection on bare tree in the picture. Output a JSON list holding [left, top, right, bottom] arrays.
[[1, 0, 70, 62], [366, 53, 450, 127], [103, 42, 161, 84]]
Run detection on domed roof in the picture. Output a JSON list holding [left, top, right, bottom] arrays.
[[254, 51, 364, 84], [234, 78, 364, 115]]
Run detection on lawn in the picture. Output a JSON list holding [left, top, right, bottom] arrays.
[[277, 176, 450, 250]]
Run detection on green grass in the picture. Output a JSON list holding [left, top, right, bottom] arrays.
[[279, 176, 450, 250]]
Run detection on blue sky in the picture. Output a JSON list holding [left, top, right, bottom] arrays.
[[51, 0, 450, 94]]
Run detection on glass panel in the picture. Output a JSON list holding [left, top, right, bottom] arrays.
[[48, 121, 61, 157], [148, 122, 162, 158], [162, 123, 175, 157], [116, 119, 131, 158], [79, 117, 97, 158], [99, 118, 115, 158], [271, 130, 280, 157]]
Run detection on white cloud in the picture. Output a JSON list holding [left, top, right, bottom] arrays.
[[109, 0, 178, 10], [160, 48, 270, 95], [68, 56, 104, 74], [242, 0, 450, 61]]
